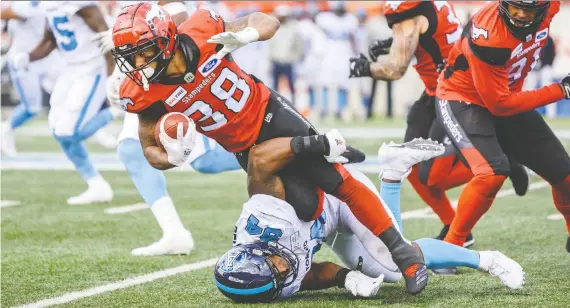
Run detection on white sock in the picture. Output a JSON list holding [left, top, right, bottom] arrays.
[[87, 174, 106, 188], [477, 251, 492, 272], [150, 196, 188, 237]]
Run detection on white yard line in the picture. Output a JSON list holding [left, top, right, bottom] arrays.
[[14, 258, 219, 308], [547, 213, 564, 221], [401, 181, 551, 220], [0, 200, 20, 208], [104, 203, 148, 215]]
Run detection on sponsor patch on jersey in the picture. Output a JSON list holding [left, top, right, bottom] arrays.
[[199, 55, 221, 77], [165, 86, 188, 107], [535, 28, 548, 43]]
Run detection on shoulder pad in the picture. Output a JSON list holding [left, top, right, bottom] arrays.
[[384, 1, 432, 28]]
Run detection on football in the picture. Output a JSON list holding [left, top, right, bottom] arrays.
[[154, 112, 194, 147]]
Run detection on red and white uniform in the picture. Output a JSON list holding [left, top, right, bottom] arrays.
[[120, 9, 271, 152], [384, 1, 462, 96], [437, 1, 564, 116]]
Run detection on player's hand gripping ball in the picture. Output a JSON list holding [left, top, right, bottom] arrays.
[[154, 112, 197, 166]]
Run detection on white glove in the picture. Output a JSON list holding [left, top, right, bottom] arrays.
[[11, 53, 30, 71], [207, 27, 260, 59], [158, 121, 197, 167], [91, 29, 115, 55], [345, 271, 384, 297], [106, 67, 125, 108], [324, 129, 347, 163]]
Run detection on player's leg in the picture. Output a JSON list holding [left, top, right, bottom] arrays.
[[189, 134, 241, 173], [117, 113, 193, 255], [49, 70, 113, 205], [253, 91, 429, 294], [402, 94, 462, 237], [435, 100, 510, 247], [497, 110, 570, 252], [2, 61, 43, 156], [374, 147, 525, 289]]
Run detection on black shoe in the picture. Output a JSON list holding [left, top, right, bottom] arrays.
[[435, 225, 475, 248], [380, 226, 428, 294], [509, 159, 529, 196], [566, 237, 570, 254]]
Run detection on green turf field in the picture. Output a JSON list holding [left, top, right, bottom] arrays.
[[2, 116, 570, 307]]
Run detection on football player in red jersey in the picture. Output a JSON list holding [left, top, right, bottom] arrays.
[[349, 1, 530, 246], [434, 1, 570, 251], [111, 3, 430, 293]]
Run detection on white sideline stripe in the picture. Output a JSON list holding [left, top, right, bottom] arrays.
[[14, 258, 219, 308], [104, 203, 148, 214], [0, 200, 20, 208], [547, 213, 564, 221], [401, 181, 551, 220]]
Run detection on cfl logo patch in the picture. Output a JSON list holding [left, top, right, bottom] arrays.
[[471, 24, 488, 41]]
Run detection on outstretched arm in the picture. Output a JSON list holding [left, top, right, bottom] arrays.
[[369, 16, 426, 81], [300, 262, 347, 291], [224, 12, 280, 41], [301, 262, 383, 297]]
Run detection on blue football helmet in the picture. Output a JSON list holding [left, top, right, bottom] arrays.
[[214, 241, 299, 303]]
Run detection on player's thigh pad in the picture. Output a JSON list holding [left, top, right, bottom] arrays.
[[435, 99, 509, 177], [404, 92, 436, 142], [49, 70, 107, 137], [497, 110, 570, 184]]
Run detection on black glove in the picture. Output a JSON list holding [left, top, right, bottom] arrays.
[[561, 74, 570, 99], [349, 53, 372, 78], [368, 37, 393, 62]]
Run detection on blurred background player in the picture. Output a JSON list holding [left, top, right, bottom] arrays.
[[268, 4, 303, 105], [11, 1, 117, 205], [316, 1, 358, 121], [435, 1, 570, 250], [99, 1, 242, 256], [1, 1, 63, 156], [349, 1, 529, 245]]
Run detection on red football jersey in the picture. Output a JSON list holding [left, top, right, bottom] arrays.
[[384, 1, 462, 96], [437, 2, 564, 116], [120, 9, 271, 152]]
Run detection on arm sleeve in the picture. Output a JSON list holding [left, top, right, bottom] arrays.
[[469, 49, 565, 116]]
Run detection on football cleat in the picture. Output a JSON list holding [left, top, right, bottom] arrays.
[[478, 251, 525, 290], [435, 225, 475, 248], [67, 178, 113, 205], [566, 236, 569, 254], [131, 230, 194, 256], [378, 138, 445, 181], [391, 242, 429, 294], [508, 159, 529, 196], [1, 123, 17, 157]]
